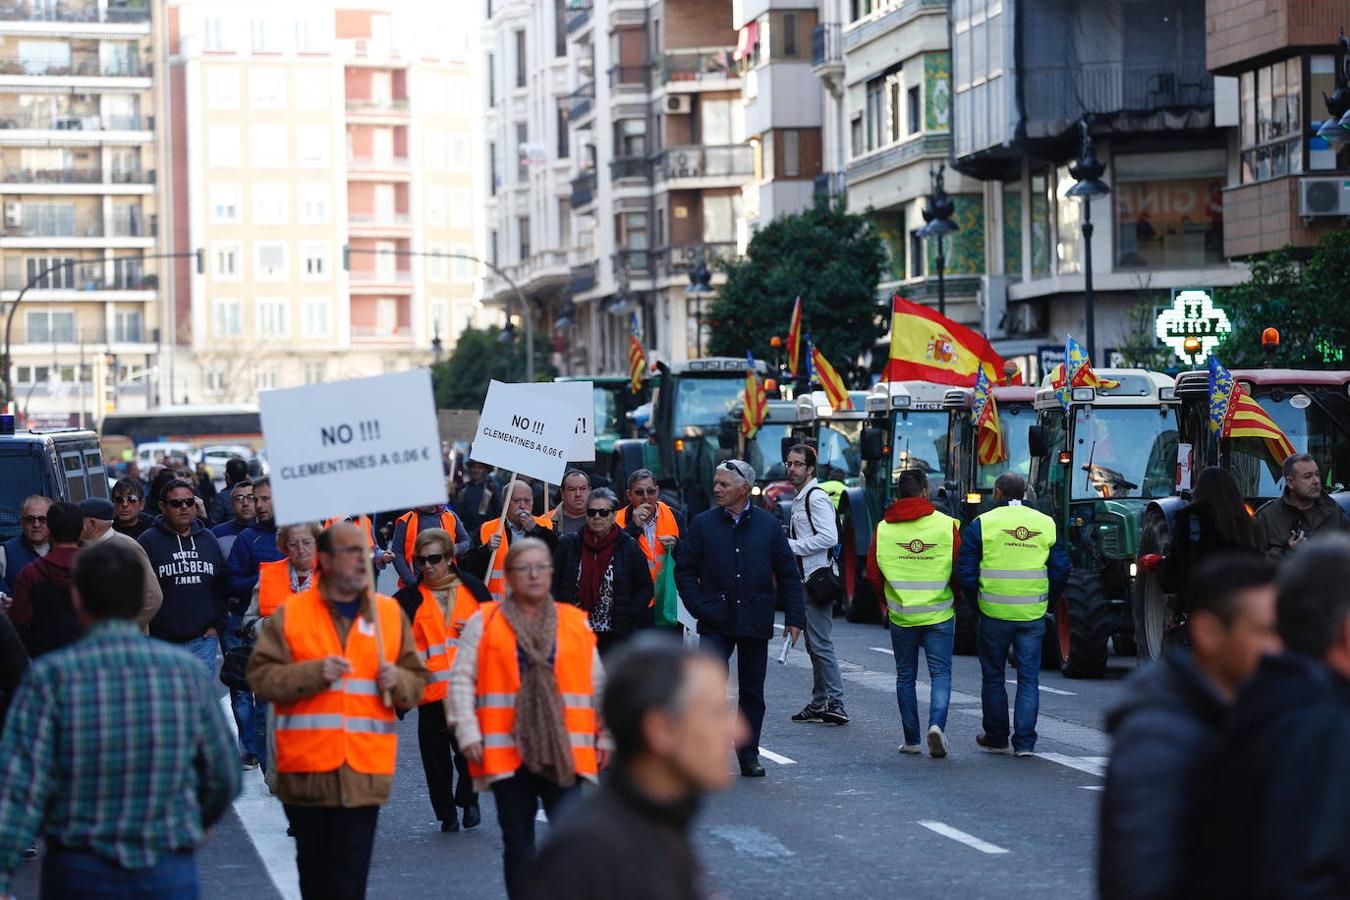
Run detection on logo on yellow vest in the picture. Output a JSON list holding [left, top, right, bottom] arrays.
[[1002, 526, 1042, 542], [898, 538, 938, 554]]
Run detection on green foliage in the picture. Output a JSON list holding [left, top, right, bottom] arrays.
[[1115, 293, 1175, 371], [706, 200, 888, 383], [1218, 230, 1350, 368], [431, 325, 555, 409]]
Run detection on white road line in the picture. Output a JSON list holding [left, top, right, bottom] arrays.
[[218, 696, 301, 900], [869, 647, 894, 656], [1080, 785, 1106, 792], [916, 820, 1010, 855], [758, 747, 797, 766], [1036, 752, 1107, 777], [1007, 680, 1077, 696], [708, 824, 795, 858]]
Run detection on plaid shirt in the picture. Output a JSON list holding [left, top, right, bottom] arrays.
[[0, 620, 239, 890]]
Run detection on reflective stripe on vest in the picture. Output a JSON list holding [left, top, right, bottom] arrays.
[[471, 603, 598, 780], [258, 558, 312, 618], [874, 512, 957, 628], [615, 502, 679, 583], [478, 515, 553, 601], [975, 504, 1056, 622], [274, 587, 403, 775]]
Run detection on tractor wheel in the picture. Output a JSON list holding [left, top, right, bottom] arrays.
[[1132, 510, 1177, 663], [840, 523, 880, 623], [1057, 569, 1111, 679]]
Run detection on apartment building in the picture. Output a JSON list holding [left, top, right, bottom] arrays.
[[164, 1, 481, 403], [0, 0, 159, 426]]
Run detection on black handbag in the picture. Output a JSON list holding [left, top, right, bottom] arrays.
[[798, 487, 844, 608], [220, 641, 253, 691]]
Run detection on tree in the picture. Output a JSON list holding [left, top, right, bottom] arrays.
[[706, 199, 888, 383], [430, 325, 555, 409], [1218, 230, 1350, 368], [1114, 292, 1175, 371]]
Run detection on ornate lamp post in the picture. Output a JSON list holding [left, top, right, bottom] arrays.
[[1066, 118, 1110, 362], [918, 164, 958, 318]]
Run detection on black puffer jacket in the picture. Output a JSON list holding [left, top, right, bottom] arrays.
[[1099, 649, 1228, 900], [552, 529, 653, 640]]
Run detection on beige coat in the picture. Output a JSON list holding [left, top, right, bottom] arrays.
[[88, 525, 162, 633]]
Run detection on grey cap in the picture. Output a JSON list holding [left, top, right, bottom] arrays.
[[78, 497, 115, 522], [718, 458, 756, 485]]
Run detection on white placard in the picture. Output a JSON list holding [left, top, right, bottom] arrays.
[[536, 380, 595, 462], [260, 369, 446, 526], [469, 380, 580, 484]]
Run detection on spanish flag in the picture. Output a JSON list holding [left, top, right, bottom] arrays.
[[1208, 357, 1296, 464], [786, 296, 803, 379], [810, 342, 853, 411], [740, 352, 767, 438], [973, 368, 1007, 465], [627, 313, 646, 394], [883, 295, 1013, 386]]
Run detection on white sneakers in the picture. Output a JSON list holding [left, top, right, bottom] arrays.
[[897, 743, 922, 755], [1015, 749, 1035, 758], [927, 725, 949, 759]]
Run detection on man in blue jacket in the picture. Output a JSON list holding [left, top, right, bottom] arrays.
[[675, 459, 805, 778], [226, 477, 282, 608]]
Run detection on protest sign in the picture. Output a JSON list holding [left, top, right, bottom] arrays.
[[261, 369, 445, 526], [469, 380, 580, 485], [437, 409, 480, 444], [534, 381, 595, 462]]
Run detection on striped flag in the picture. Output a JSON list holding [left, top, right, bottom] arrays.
[[786, 297, 803, 379], [810, 341, 853, 411], [883, 295, 1012, 386], [1065, 335, 1120, 390], [973, 367, 1007, 465], [1208, 356, 1296, 464], [627, 313, 646, 394], [740, 352, 767, 438]]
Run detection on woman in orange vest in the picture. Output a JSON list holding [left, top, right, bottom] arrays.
[[447, 537, 609, 900], [392, 528, 491, 833]]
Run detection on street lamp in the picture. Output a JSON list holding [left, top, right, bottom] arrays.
[[431, 326, 444, 363], [917, 164, 959, 319], [686, 246, 713, 358], [1066, 117, 1110, 362]]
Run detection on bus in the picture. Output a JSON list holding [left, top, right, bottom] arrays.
[[100, 404, 263, 455]]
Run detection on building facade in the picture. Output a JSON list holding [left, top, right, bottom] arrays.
[[0, 0, 159, 426]]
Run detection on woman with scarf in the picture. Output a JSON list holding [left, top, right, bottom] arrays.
[[448, 537, 611, 899], [552, 488, 654, 657]]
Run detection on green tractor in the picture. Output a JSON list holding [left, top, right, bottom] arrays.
[[610, 357, 767, 518], [554, 375, 650, 484], [1027, 369, 1180, 677]]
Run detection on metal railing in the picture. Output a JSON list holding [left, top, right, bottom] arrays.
[[0, 2, 150, 23], [0, 113, 152, 131], [345, 97, 410, 113], [562, 80, 595, 121], [812, 171, 846, 204], [656, 144, 753, 180], [612, 249, 653, 277], [351, 325, 412, 341], [346, 155, 412, 171], [655, 242, 736, 277], [1022, 61, 1214, 121], [3, 257, 150, 291], [565, 0, 592, 34], [569, 260, 596, 294], [570, 170, 596, 208], [0, 167, 153, 185], [609, 156, 652, 181], [657, 48, 736, 84], [811, 24, 842, 68], [0, 57, 152, 78], [348, 269, 413, 283], [347, 212, 412, 227]]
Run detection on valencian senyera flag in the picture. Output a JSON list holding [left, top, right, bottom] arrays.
[[786, 296, 803, 379], [1208, 356, 1296, 464], [627, 313, 646, 394], [1052, 335, 1120, 409], [883, 295, 1017, 386], [740, 352, 767, 438], [809, 341, 853, 411], [973, 367, 1007, 465]]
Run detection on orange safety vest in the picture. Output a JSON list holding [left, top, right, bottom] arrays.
[[272, 587, 403, 775], [324, 515, 376, 550], [470, 602, 597, 780], [411, 581, 482, 704], [478, 514, 554, 600], [257, 558, 314, 617], [396, 510, 461, 588], [616, 502, 680, 582]]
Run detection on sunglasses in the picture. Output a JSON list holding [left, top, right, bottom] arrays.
[[20, 515, 47, 524], [585, 508, 614, 518], [113, 495, 141, 504], [164, 498, 194, 509], [233, 494, 256, 503], [412, 553, 447, 566]]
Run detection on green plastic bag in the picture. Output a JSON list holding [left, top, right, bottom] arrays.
[[653, 545, 681, 629]]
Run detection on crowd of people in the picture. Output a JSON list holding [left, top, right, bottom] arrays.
[[0, 443, 1344, 899]]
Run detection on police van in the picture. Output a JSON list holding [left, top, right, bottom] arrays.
[[0, 415, 108, 541]]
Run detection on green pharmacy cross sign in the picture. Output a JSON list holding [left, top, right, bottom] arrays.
[[1155, 289, 1231, 362]]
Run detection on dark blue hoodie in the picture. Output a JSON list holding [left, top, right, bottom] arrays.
[[139, 516, 228, 643], [226, 519, 283, 603]]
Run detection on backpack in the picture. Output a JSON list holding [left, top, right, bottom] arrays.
[[795, 487, 844, 607]]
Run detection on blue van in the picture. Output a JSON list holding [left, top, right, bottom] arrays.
[[0, 416, 108, 542]]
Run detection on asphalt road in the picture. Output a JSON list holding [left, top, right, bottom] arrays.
[[10, 582, 1138, 900]]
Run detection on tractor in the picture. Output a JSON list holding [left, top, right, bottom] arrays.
[[1028, 369, 1180, 677], [554, 374, 650, 484], [1133, 368, 1350, 661], [716, 398, 798, 523]]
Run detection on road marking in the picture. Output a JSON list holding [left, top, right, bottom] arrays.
[[218, 696, 301, 900], [708, 824, 795, 858], [1007, 680, 1077, 696], [1036, 752, 1106, 777], [535, 808, 548, 823], [869, 647, 894, 656], [1080, 785, 1106, 792], [916, 820, 1010, 855], [758, 747, 797, 766]]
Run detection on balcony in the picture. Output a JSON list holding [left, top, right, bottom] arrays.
[[569, 260, 596, 294], [0, 112, 153, 134], [561, 81, 595, 124], [612, 249, 653, 279], [655, 145, 753, 185], [655, 243, 736, 279], [1021, 62, 1214, 139], [0, 2, 150, 24], [810, 24, 843, 82], [3, 257, 155, 295], [1, 167, 154, 187], [564, 1, 592, 35], [348, 268, 413, 288], [0, 206, 147, 240], [608, 65, 650, 90], [812, 171, 845, 205], [0, 56, 150, 79], [657, 48, 737, 88], [569, 170, 596, 208], [346, 155, 412, 180], [345, 97, 410, 115], [347, 212, 412, 232], [609, 156, 652, 182], [350, 325, 414, 343]]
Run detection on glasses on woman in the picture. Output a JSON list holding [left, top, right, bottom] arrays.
[[507, 563, 552, 575], [412, 553, 447, 566], [585, 507, 614, 518]]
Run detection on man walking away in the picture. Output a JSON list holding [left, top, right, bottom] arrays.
[[0, 541, 239, 898], [867, 469, 961, 757], [0, 495, 50, 593], [1099, 554, 1279, 900], [111, 478, 154, 540], [525, 635, 743, 900], [10, 502, 83, 658], [675, 459, 805, 777], [1190, 536, 1350, 898], [211, 478, 255, 558], [550, 469, 592, 538], [207, 458, 250, 525], [784, 444, 848, 726], [78, 497, 162, 633], [1254, 452, 1350, 558], [140, 480, 229, 671], [958, 472, 1068, 756]]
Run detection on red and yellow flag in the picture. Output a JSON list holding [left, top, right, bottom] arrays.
[[973, 368, 1006, 465], [786, 296, 803, 378], [1210, 357, 1295, 463], [883, 295, 1013, 386], [810, 343, 853, 411], [627, 313, 646, 394], [740, 353, 767, 438]]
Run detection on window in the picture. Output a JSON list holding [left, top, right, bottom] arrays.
[[210, 183, 242, 222], [1114, 150, 1226, 270], [487, 52, 496, 107], [213, 298, 242, 338], [294, 17, 319, 53], [850, 115, 863, 158], [26, 310, 76, 343], [206, 68, 239, 109], [426, 191, 446, 225], [516, 122, 530, 180], [451, 190, 471, 227], [257, 299, 289, 338], [299, 183, 329, 224], [518, 216, 531, 259], [1239, 57, 1305, 183], [252, 183, 287, 225], [782, 130, 800, 177], [302, 297, 331, 337], [907, 85, 921, 135], [450, 136, 468, 171], [203, 18, 226, 51], [204, 365, 226, 393], [702, 196, 736, 243], [213, 241, 242, 280], [554, 0, 567, 57], [452, 244, 474, 279], [16, 366, 50, 384], [251, 125, 288, 167], [427, 243, 447, 281], [372, 128, 394, 165], [422, 74, 445, 114], [113, 309, 142, 343], [255, 368, 279, 391], [297, 125, 329, 167], [376, 298, 398, 336], [783, 13, 798, 57], [208, 125, 241, 167], [488, 141, 499, 196], [887, 78, 902, 143], [24, 255, 76, 289], [514, 30, 526, 88], [301, 242, 329, 280], [556, 106, 570, 159], [910, 230, 925, 277], [303, 361, 326, 384], [250, 67, 285, 109], [426, 132, 446, 170], [256, 242, 287, 280], [865, 78, 884, 151], [616, 118, 646, 158], [296, 68, 327, 110], [250, 17, 280, 53], [618, 212, 648, 250], [489, 229, 499, 266]]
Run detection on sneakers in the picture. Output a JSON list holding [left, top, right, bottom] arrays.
[[1015, 748, 1035, 758], [897, 743, 922, 755], [791, 704, 827, 724], [819, 702, 850, 726], [926, 725, 949, 759], [975, 733, 1012, 754], [241, 753, 260, 771]]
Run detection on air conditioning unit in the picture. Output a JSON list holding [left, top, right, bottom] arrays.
[[1299, 176, 1350, 217], [3, 201, 21, 228], [664, 94, 692, 114]]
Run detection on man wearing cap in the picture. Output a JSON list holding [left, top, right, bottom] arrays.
[[675, 459, 805, 778], [78, 497, 161, 633]]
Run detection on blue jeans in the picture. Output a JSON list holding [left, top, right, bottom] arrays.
[[976, 615, 1045, 752], [804, 598, 844, 707], [183, 635, 218, 671], [219, 615, 264, 761], [889, 617, 954, 746], [41, 848, 197, 899]]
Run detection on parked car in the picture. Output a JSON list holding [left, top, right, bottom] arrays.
[[0, 417, 108, 542]]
